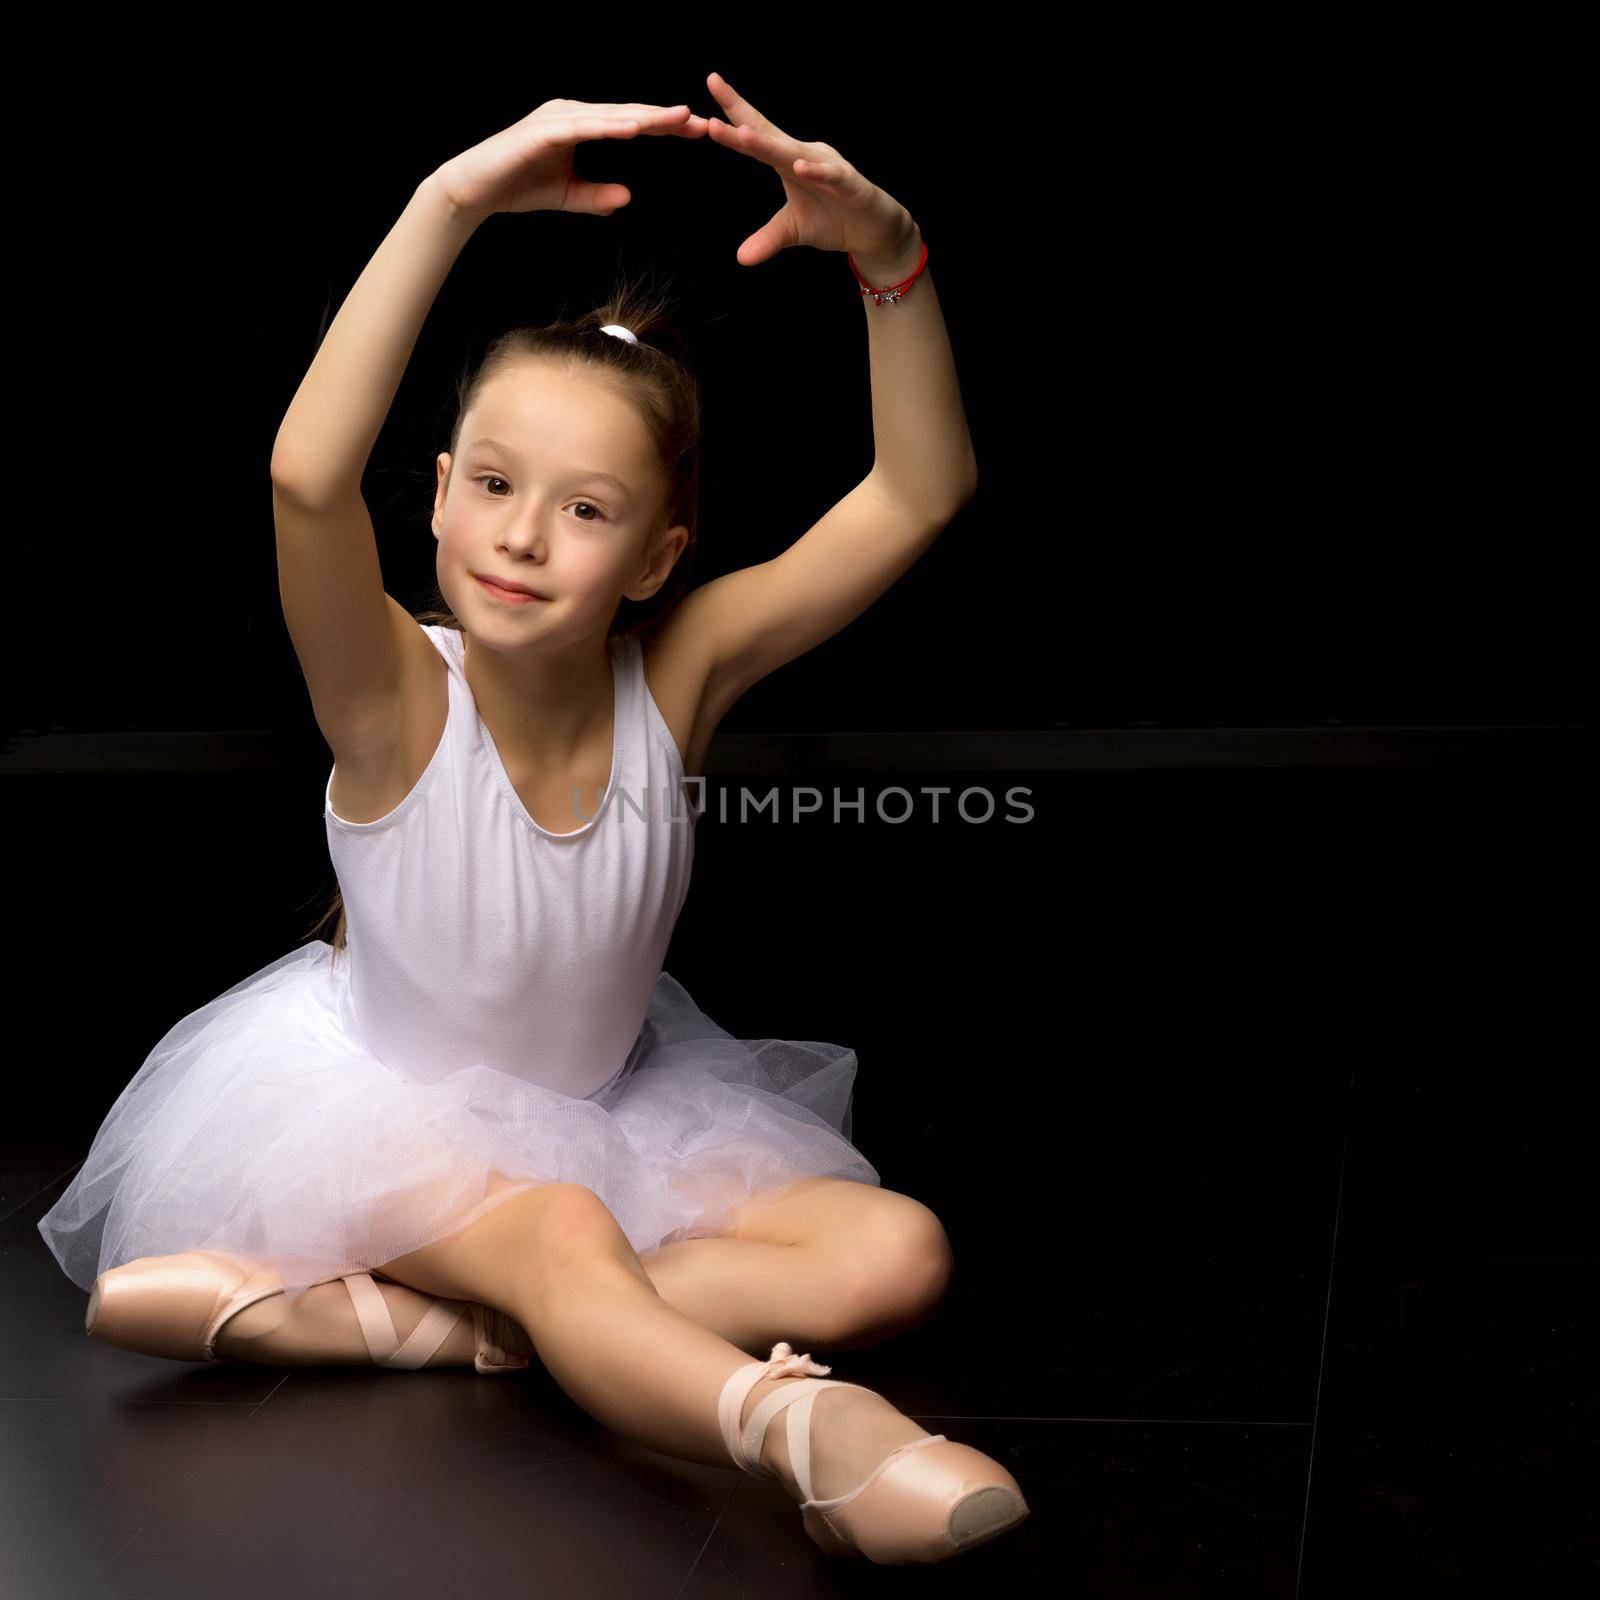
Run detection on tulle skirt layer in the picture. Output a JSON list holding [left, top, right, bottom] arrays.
[[38, 939, 880, 1307]]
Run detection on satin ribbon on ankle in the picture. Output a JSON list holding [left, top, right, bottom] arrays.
[[342, 1273, 467, 1368], [718, 1341, 833, 1477]]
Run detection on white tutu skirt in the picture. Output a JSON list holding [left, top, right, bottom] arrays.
[[38, 939, 880, 1308]]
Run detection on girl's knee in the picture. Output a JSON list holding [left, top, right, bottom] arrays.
[[826, 1264, 945, 1350], [870, 1197, 955, 1286], [497, 1182, 608, 1256], [846, 1200, 956, 1330], [517, 1184, 639, 1291]]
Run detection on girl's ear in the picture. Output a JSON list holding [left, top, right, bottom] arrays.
[[634, 523, 689, 598], [431, 455, 452, 542]]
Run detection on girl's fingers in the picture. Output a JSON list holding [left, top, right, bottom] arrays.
[[706, 72, 786, 141], [595, 102, 693, 119], [618, 106, 706, 138], [715, 117, 833, 183], [709, 117, 788, 165], [557, 108, 702, 145], [707, 70, 759, 118]]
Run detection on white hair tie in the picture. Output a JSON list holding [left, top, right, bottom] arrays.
[[599, 324, 638, 345]]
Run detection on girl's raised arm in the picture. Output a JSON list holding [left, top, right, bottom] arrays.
[[269, 100, 705, 760]]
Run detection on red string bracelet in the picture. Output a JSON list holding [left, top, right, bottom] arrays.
[[847, 238, 929, 306]]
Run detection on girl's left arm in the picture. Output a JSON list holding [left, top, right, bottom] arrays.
[[669, 73, 979, 706], [848, 225, 980, 518]]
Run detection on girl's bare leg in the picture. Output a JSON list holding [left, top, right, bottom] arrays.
[[363, 1182, 942, 1503], [220, 1179, 949, 1366], [215, 1229, 888, 1366]]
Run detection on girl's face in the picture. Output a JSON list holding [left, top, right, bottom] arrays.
[[432, 364, 683, 641]]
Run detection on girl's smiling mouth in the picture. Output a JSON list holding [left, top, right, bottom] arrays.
[[476, 574, 551, 604]]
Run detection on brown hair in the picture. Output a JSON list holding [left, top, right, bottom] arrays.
[[304, 269, 703, 957]]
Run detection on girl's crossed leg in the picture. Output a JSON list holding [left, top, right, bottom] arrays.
[[217, 1175, 955, 1369], [355, 1178, 958, 1507]]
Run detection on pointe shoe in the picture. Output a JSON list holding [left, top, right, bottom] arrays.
[[716, 1341, 1030, 1565], [86, 1250, 535, 1375]]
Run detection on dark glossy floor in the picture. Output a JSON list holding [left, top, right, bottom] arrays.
[[4, 766, 1595, 1596], [5, 1074, 1596, 1597]]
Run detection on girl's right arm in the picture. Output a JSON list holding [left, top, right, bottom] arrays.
[[270, 176, 481, 760], [270, 99, 706, 761]]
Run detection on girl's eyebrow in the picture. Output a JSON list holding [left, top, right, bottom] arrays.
[[466, 437, 633, 500]]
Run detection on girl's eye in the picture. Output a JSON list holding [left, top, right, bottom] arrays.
[[473, 476, 605, 522]]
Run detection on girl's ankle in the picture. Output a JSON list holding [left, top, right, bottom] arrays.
[[217, 1279, 476, 1368], [743, 1374, 803, 1493], [740, 1375, 929, 1507], [301, 1279, 477, 1367]]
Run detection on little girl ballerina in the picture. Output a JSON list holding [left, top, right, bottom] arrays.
[[39, 73, 1024, 1565]]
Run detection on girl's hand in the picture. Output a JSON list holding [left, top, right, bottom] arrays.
[[700, 71, 918, 267], [433, 98, 710, 222]]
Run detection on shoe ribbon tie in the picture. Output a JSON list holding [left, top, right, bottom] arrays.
[[765, 1341, 833, 1381], [718, 1341, 836, 1477]]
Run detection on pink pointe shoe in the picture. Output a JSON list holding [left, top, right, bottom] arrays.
[[85, 1249, 535, 1375], [717, 1341, 1030, 1565]]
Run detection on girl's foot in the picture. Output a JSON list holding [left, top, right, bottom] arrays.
[[739, 1370, 936, 1504], [213, 1278, 478, 1367]]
